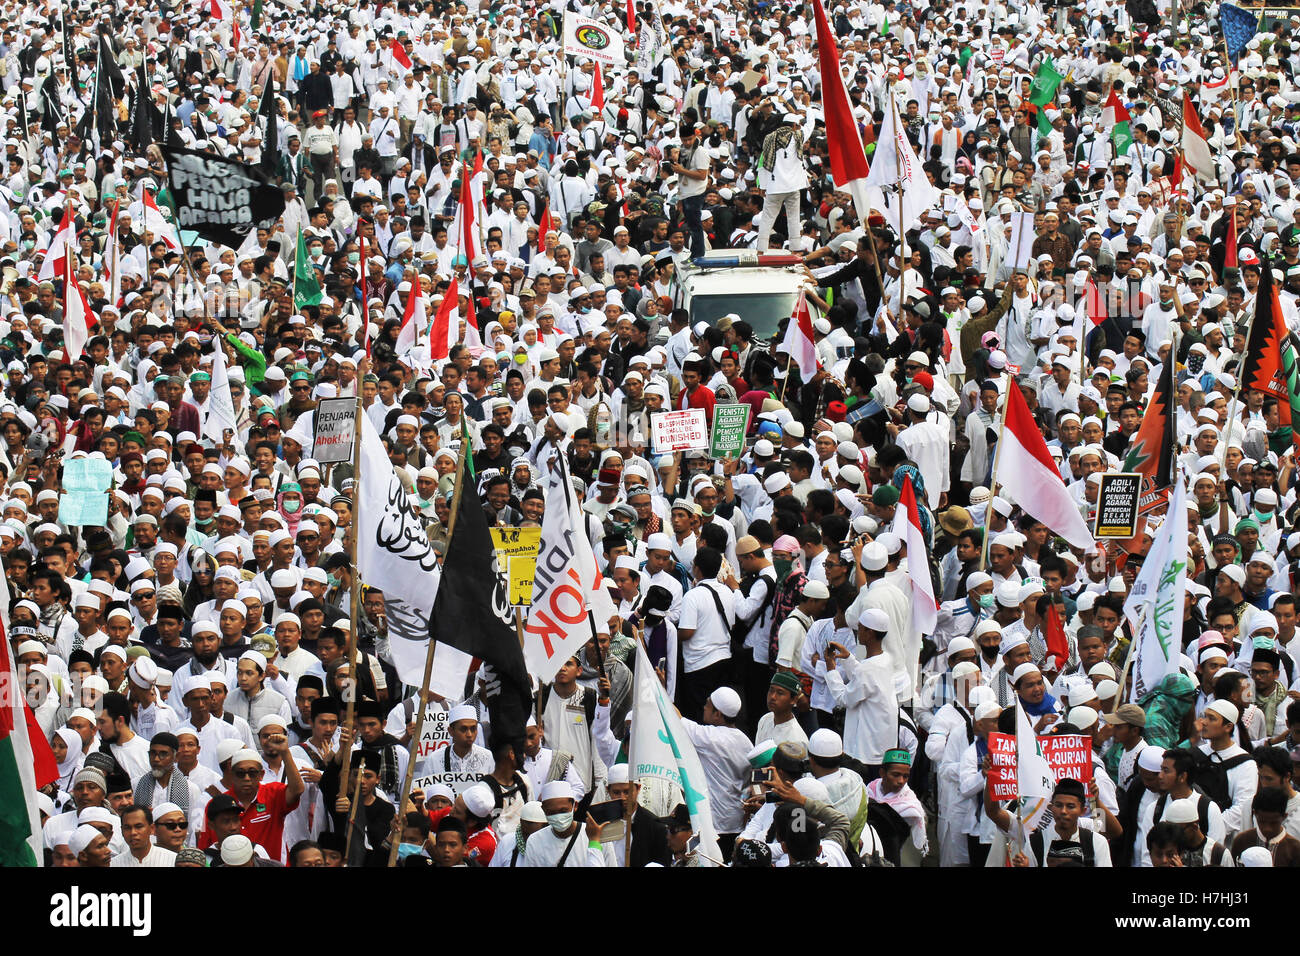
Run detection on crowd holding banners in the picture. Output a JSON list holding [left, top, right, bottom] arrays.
[[4, 0, 1300, 891]]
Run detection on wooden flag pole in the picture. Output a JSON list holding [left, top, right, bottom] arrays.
[[343, 762, 365, 866], [339, 365, 366, 799], [386, 430, 470, 866]]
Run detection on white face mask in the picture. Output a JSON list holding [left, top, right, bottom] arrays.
[[546, 811, 573, 834]]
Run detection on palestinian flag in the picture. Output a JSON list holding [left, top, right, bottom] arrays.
[[0, 613, 58, 866], [1240, 265, 1300, 454], [1123, 336, 1176, 498], [1101, 90, 1133, 158]]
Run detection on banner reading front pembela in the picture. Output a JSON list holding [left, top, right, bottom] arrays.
[[563, 13, 626, 65], [629, 641, 721, 866]]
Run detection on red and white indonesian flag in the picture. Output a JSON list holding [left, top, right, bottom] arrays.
[[1181, 92, 1215, 183], [780, 289, 820, 377], [524, 453, 608, 681], [813, 0, 872, 222], [62, 250, 93, 363], [141, 190, 181, 250], [37, 212, 75, 282], [395, 276, 430, 356], [998, 380, 1093, 550], [103, 201, 121, 307], [0, 606, 58, 866], [209, 0, 233, 20], [428, 278, 460, 362], [891, 474, 937, 634], [387, 37, 413, 77]]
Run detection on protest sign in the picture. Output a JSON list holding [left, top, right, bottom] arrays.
[[987, 732, 1018, 800], [312, 398, 358, 465], [312, 397, 357, 464], [1095, 472, 1141, 537], [709, 403, 751, 458], [651, 408, 708, 453], [410, 771, 482, 797], [161, 146, 287, 249], [1039, 734, 1093, 784], [59, 457, 113, 526], [489, 526, 542, 606], [987, 731, 1092, 795], [563, 13, 626, 64], [1005, 212, 1036, 272], [414, 705, 452, 760]]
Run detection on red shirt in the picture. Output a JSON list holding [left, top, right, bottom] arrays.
[[199, 782, 300, 863], [428, 805, 498, 866], [677, 384, 716, 425]]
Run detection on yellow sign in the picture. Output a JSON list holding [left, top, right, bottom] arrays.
[[490, 527, 542, 606]]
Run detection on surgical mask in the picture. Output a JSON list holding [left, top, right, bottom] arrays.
[[309, 245, 323, 257], [978, 593, 995, 609], [21, 239, 34, 251], [396, 842, 424, 860], [1254, 509, 1273, 524], [700, 507, 715, 518], [347, 252, 360, 264], [546, 811, 573, 833], [195, 516, 214, 528], [283, 499, 301, 513], [327, 574, 341, 589]]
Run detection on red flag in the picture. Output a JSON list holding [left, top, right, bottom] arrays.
[[1170, 153, 1184, 194], [388, 37, 413, 75], [395, 275, 428, 355], [429, 278, 460, 362], [1225, 204, 1238, 270], [1044, 601, 1070, 673], [627, 0, 636, 34], [539, 201, 555, 238], [591, 65, 605, 112], [63, 244, 93, 363], [1082, 278, 1106, 326], [1180, 92, 1213, 179], [812, 0, 871, 219], [778, 289, 819, 376], [891, 475, 937, 634], [996, 380, 1094, 550]]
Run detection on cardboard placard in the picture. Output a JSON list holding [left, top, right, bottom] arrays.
[[1095, 472, 1141, 538], [312, 397, 357, 464], [709, 403, 751, 458], [489, 526, 543, 606], [985, 731, 1093, 799], [651, 408, 708, 453]]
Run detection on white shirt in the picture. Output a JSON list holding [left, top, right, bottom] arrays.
[[680, 719, 753, 834], [678, 580, 734, 673], [822, 651, 898, 764], [111, 845, 178, 867]]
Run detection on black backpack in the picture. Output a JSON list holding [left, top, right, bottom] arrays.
[[1154, 791, 1212, 835], [1189, 749, 1255, 810], [1030, 826, 1096, 866], [865, 801, 910, 866]]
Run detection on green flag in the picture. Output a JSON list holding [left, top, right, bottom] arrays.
[[1028, 59, 1063, 108], [249, 0, 263, 30], [880, 15, 889, 34], [958, 46, 973, 70], [294, 228, 322, 309]]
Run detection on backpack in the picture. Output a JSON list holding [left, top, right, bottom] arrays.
[[1189, 749, 1255, 810], [865, 801, 910, 866], [1154, 791, 1212, 835], [1029, 826, 1096, 866]]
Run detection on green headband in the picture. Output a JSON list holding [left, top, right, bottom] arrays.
[[883, 748, 912, 767]]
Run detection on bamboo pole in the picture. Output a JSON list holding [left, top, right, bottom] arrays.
[[385, 428, 471, 866], [343, 761, 365, 866]]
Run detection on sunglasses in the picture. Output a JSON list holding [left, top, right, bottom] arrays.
[[233, 768, 262, 778], [156, 820, 187, 829]]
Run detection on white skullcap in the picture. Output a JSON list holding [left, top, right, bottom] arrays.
[[709, 686, 742, 718]]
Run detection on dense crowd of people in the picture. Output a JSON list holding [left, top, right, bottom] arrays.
[[10, 0, 1300, 870]]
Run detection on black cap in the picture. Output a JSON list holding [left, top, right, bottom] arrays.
[[206, 794, 242, 818]]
